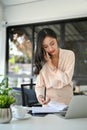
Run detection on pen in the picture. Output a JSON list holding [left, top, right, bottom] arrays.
[[44, 87, 46, 100]]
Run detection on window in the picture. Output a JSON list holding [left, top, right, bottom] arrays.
[[65, 21, 87, 85], [6, 25, 34, 87], [6, 17, 87, 87]]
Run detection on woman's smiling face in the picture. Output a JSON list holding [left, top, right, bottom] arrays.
[[42, 36, 59, 56]]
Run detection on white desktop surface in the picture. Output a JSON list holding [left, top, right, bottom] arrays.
[[0, 114, 87, 130]]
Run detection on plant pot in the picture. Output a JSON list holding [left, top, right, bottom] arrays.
[[0, 107, 12, 123]]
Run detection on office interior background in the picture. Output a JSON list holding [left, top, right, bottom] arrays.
[[0, 0, 87, 90]]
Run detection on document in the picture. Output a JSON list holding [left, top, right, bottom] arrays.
[[32, 101, 67, 113]]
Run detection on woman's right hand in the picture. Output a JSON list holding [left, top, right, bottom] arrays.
[[44, 51, 51, 62], [38, 95, 50, 105]]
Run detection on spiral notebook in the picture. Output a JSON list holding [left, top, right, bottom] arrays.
[[32, 101, 67, 114]]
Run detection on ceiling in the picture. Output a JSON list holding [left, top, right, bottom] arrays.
[[0, 0, 43, 6], [1, 0, 87, 43]]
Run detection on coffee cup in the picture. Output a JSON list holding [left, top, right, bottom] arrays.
[[14, 105, 28, 119]]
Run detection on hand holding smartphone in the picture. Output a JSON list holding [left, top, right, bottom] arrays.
[[43, 50, 51, 61]]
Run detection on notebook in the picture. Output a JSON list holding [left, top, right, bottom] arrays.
[[58, 95, 87, 119], [31, 101, 67, 114]]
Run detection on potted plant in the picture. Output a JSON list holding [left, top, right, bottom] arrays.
[[0, 75, 16, 123]]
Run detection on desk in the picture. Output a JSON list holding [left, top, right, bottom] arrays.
[[0, 114, 87, 130]]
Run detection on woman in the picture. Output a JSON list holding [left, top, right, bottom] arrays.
[[34, 28, 75, 106]]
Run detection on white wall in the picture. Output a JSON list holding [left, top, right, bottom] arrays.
[[0, 0, 87, 74], [0, 2, 3, 22], [4, 0, 87, 25], [0, 2, 6, 75], [0, 25, 6, 75]]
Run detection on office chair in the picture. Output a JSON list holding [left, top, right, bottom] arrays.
[[21, 83, 41, 107]]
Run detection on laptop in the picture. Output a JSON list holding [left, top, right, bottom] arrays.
[[58, 95, 87, 119]]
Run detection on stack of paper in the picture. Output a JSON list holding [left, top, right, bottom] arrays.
[[32, 101, 67, 113]]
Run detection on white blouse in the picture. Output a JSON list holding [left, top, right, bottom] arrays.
[[35, 48, 75, 105]]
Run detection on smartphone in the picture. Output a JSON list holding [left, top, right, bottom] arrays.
[[43, 50, 51, 57], [48, 52, 51, 57]]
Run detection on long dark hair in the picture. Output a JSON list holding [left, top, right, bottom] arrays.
[[34, 28, 57, 75]]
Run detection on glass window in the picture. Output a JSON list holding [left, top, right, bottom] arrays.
[[34, 20, 87, 85], [64, 21, 87, 85], [7, 26, 33, 87], [6, 18, 87, 86]]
